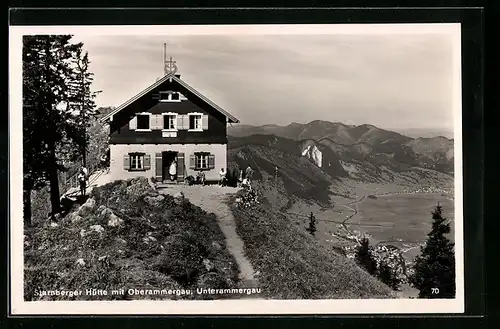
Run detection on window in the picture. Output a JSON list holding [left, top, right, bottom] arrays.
[[130, 154, 144, 170], [124, 153, 150, 171], [159, 92, 170, 101], [195, 153, 209, 170], [190, 152, 215, 171], [159, 91, 181, 102], [136, 114, 150, 130], [163, 114, 177, 130], [189, 114, 202, 130]]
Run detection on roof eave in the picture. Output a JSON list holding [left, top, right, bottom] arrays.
[[172, 75, 240, 124], [99, 73, 240, 124], [99, 73, 176, 122]]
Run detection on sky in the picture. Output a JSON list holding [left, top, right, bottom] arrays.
[[71, 27, 458, 137]]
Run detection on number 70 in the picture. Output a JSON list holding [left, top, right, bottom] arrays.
[[431, 288, 440, 294]]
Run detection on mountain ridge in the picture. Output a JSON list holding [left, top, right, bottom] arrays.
[[228, 121, 454, 173], [228, 121, 453, 142]]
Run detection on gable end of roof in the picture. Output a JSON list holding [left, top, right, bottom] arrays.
[[100, 73, 239, 124]]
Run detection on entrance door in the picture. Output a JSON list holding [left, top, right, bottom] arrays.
[[162, 151, 178, 183]]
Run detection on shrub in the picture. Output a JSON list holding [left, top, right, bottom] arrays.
[[31, 187, 51, 223], [152, 232, 206, 287], [371, 245, 406, 290], [235, 189, 260, 209], [377, 260, 400, 290]]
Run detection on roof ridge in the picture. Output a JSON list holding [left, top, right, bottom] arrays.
[[99, 73, 239, 124]]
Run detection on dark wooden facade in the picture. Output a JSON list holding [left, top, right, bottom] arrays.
[[109, 78, 229, 145]]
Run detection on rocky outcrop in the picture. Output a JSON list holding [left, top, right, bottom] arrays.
[[302, 143, 323, 168]]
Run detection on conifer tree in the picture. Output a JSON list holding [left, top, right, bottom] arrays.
[[410, 203, 455, 298], [65, 48, 98, 167], [355, 237, 377, 275], [23, 35, 95, 222], [306, 212, 317, 236]]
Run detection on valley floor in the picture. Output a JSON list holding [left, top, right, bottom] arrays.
[[286, 179, 455, 298]]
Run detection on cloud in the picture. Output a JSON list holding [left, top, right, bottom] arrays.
[[72, 32, 456, 132]]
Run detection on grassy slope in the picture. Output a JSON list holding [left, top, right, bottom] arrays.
[[24, 177, 239, 301], [229, 190, 394, 299]]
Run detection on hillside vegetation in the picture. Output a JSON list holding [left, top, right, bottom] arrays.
[[229, 189, 395, 299], [24, 177, 239, 301], [228, 135, 333, 206], [228, 132, 453, 212]]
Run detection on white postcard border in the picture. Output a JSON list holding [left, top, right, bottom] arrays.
[[9, 23, 464, 315]]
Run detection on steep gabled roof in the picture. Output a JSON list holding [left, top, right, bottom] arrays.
[[99, 72, 239, 123]]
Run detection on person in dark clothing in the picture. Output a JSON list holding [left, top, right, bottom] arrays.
[[219, 168, 227, 186], [100, 154, 107, 170], [197, 170, 206, 186], [77, 167, 87, 196]]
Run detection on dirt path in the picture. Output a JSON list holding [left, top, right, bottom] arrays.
[[158, 185, 258, 290]]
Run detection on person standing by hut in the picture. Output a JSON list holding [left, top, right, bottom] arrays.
[[245, 165, 254, 190], [219, 168, 227, 186], [237, 169, 244, 188], [169, 159, 177, 182], [77, 167, 88, 197], [197, 170, 206, 186], [99, 148, 110, 173]]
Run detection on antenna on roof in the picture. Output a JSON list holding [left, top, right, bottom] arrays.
[[163, 43, 167, 75], [163, 43, 178, 76]]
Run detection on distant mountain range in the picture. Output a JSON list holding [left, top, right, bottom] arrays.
[[228, 121, 453, 143], [227, 121, 454, 206], [389, 128, 454, 139]]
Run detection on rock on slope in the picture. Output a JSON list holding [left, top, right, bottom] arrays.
[[24, 177, 239, 301]]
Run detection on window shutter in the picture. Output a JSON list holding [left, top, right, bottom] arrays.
[[149, 115, 161, 130], [148, 115, 154, 130], [159, 115, 165, 129], [155, 153, 163, 180], [144, 154, 151, 170], [202, 115, 208, 130], [208, 154, 215, 169], [177, 153, 185, 182], [123, 155, 130, 170], [189, 154, 196, 169], [177, 115, 185, 130], [129, 117, 137, 130], [150, 115, 159, 130]]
